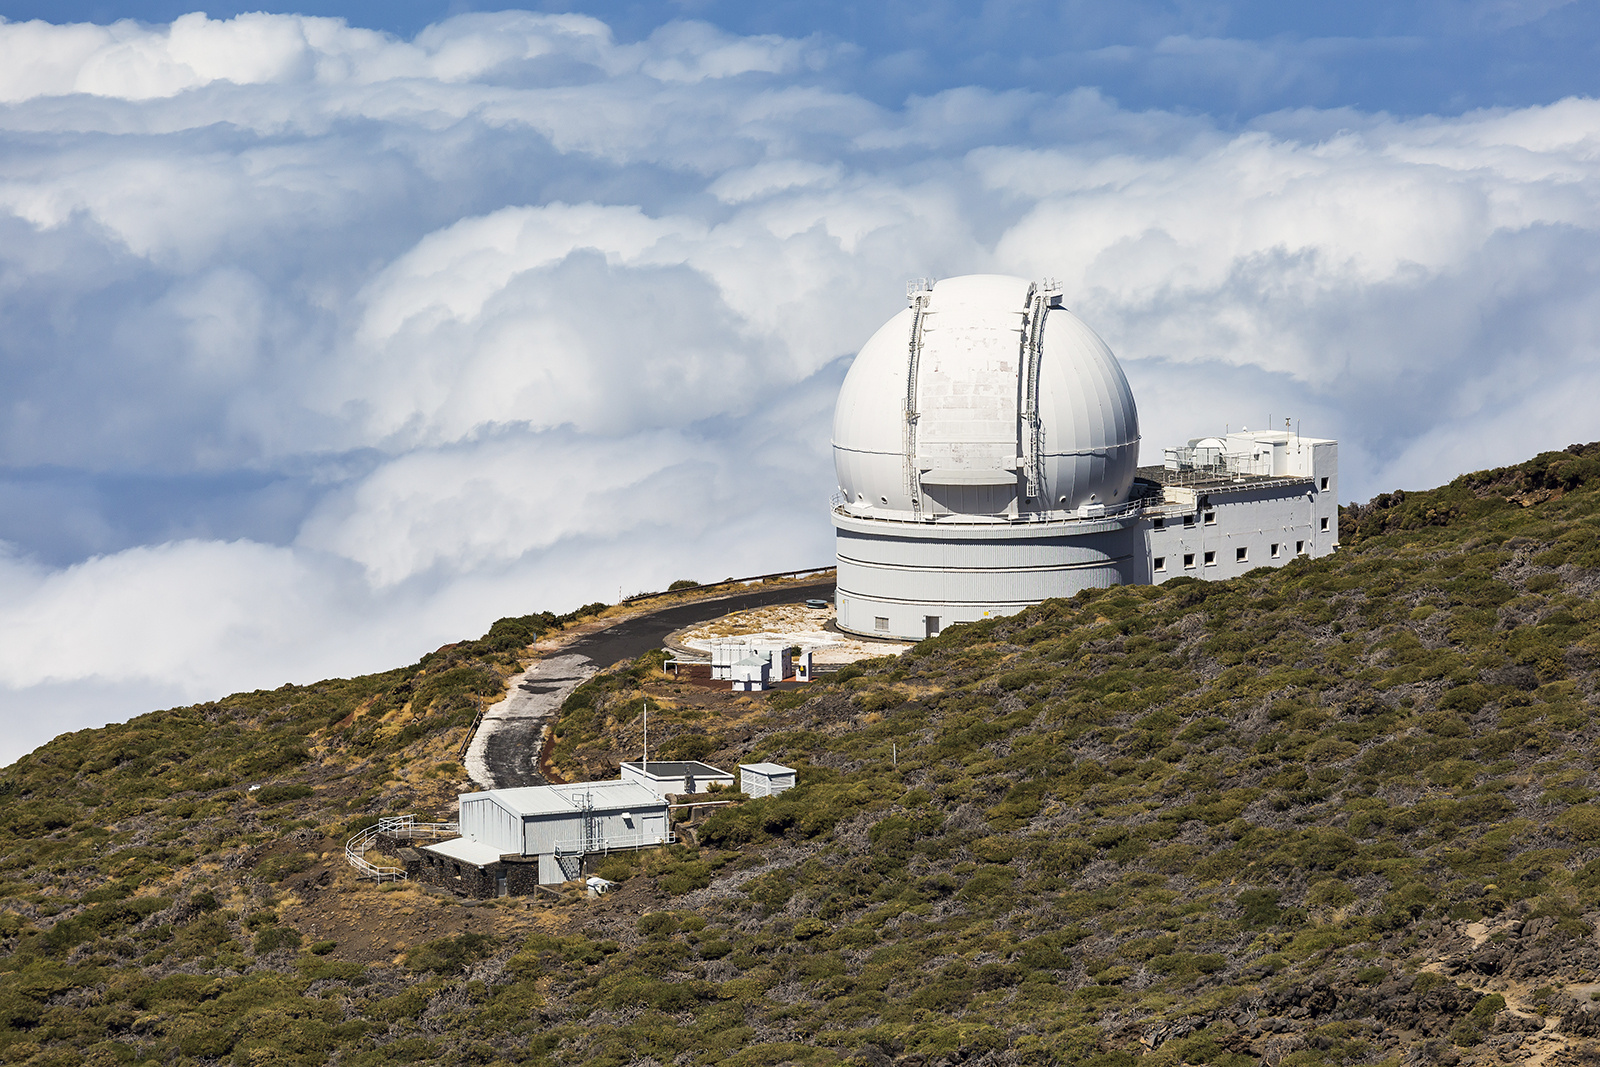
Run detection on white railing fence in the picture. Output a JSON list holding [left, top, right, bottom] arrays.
[[344, 815, 459, 882], [554, 830, 675, 857]]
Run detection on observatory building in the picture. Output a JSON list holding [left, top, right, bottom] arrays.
[[831, 274, 1338, 641]]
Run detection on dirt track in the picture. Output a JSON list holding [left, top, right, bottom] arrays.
[[466, 579, 835, 789]]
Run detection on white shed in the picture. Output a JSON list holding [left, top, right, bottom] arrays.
[[732, 653, 770, 691], [740, 762, 797, 797]]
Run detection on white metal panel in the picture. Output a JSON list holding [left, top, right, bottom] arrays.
[[459, 793, 520, 854], [423, 837, 503, 866], [740, 765, 797, 797], [524, 812, 572, 857], [914, 275, 1029, 476], [1036, 306, 1139, 509]]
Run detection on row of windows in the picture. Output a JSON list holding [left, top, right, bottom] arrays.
[[1153, 515, 1331, 533], [1153, 540, 1309, 572]]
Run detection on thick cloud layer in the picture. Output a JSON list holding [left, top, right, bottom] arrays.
[[2, 10, 1598, 762]]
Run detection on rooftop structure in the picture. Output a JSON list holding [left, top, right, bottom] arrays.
[[621, 760, 734, 796]]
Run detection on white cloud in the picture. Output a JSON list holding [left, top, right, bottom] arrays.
[[2, 9, 1599, 761]]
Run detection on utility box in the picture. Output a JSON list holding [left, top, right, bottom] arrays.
[[740, 762, 796, 798]]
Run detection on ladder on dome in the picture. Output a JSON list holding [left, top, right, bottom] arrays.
[[904, 279, 934, 520], [1020, 280, 1060, 503]]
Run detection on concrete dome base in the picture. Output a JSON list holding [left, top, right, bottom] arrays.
[[832, 509, 1140, 641]]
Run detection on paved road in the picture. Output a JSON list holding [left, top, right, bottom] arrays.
[[464, 580, 835, 789]]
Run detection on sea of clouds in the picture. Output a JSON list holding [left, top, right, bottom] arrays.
[[2, 10, 1599, 761]]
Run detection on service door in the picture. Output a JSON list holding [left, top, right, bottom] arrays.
[[642, 814, 667, 844]]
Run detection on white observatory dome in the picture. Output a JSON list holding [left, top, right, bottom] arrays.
[[833, 274, 1139, 520]]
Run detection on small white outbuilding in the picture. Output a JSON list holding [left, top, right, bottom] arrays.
[[731, 653, 771, 691], [740, 762, 797, 798]]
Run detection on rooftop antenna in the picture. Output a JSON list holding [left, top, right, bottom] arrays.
[[642, 698, 648, 775]]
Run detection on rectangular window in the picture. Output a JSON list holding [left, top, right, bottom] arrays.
[[1320, 477, 1329, 490], [1203, 511, 1216, 525], [874, 616, 889, 632], [1271, 542, 1280, 558], [1183, 553, 1195, 569], [1153, 517, 1165, 530], [1153, 556, 1166, 572], [1236, 547, 1248, 562], [1296, 540, 1305, 554], [1183, 515, 1195, 528], [1204, 551, 1216, 566], [1320, 517, 1330, 532]]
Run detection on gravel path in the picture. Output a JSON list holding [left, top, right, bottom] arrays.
[[466, 579, 835, 789]]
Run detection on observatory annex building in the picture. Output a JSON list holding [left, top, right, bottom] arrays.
[[831, 274, 1339, 642]]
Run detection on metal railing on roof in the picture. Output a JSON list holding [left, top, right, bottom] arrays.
[[830, 499, 1138, 525]]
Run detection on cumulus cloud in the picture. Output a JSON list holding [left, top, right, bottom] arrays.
[[1, 9, 1598, 762]]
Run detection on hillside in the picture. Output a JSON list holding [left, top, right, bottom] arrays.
[[1, 443, 1599, 1067]]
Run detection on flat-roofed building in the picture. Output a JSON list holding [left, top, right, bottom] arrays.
[[740, 762, 796, 798], [418, 779, 670, 892], [621, 760, 734, 797]]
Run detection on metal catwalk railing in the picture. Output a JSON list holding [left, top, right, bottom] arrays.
[[553, 829, 675, 857]]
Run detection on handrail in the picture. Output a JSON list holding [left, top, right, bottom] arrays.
[[344, 822, 405, 883], [832, 501, 1138, 525], [553, 829, 675, 856], [620, 567, 835, 604], [344, 815, 460, 882], [457, 697, 484, 760]]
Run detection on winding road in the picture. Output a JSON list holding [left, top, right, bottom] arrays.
[[463, 579, 835, 789]]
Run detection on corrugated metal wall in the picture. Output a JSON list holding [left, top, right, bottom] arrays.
[[741, 770, 795, 797], [460, 795, 519, 854], [523, 807, 668, 855]]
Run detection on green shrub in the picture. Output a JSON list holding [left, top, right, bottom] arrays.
[[637, 913, 680, 939], [404, 932, 495, 975], [1237, 889, 1283, 928], [253, 925, 302, 954], [253, 783, 313, 805], [1556, 806, 1600, 840]]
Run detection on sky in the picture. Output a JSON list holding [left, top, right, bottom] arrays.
[[2, 1, 1599, 763]]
